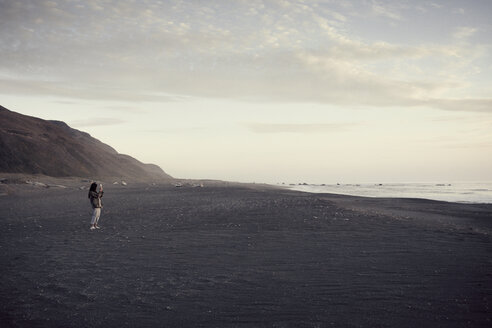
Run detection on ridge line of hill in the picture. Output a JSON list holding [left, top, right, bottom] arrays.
[[0, 105, 173, 182]]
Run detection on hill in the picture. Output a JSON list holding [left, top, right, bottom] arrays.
[[0, 105, 172, 182]]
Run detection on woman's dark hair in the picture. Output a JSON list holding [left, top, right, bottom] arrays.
[[88, 182, 97, 198]]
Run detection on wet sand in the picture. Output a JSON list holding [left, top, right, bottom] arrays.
[[0, 183, 491, 327]]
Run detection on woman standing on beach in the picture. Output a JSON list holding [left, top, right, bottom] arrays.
[[88, 182, 103, 230]]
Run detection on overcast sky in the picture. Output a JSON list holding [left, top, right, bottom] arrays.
[[1, 0, 491, 183]]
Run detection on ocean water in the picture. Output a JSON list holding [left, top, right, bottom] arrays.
[[287, 182, 492, 204]]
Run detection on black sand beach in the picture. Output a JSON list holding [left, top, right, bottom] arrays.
[[1, 182, 491, 327]]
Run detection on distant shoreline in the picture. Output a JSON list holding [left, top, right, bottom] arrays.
[[2, 173, 491, 204], [285, 182, 492, 204]]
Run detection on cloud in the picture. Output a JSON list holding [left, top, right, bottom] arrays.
[[427, 98, 492, 113], [452, 8, 465, 15], [0, 0, 490, 114], [104, 105, 148, 113], [0, 78, 181, 102], [370, 1, 402, 20], [246, 122, 355, 134], [292, 51, 446, 106], [429, 3, 443, 9], [69, 117, 126, 128], [453, 26, 477, 39]]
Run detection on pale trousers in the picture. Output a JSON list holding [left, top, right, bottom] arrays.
[[91, 208, 101, 225]]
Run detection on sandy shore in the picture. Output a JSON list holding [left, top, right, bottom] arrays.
[[0, 182, 491, 327]]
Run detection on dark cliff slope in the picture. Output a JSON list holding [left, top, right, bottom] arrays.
[[0, 105, 172, 181]]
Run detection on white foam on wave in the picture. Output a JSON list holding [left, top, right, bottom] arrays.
[[286, 182, 492, 204]]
